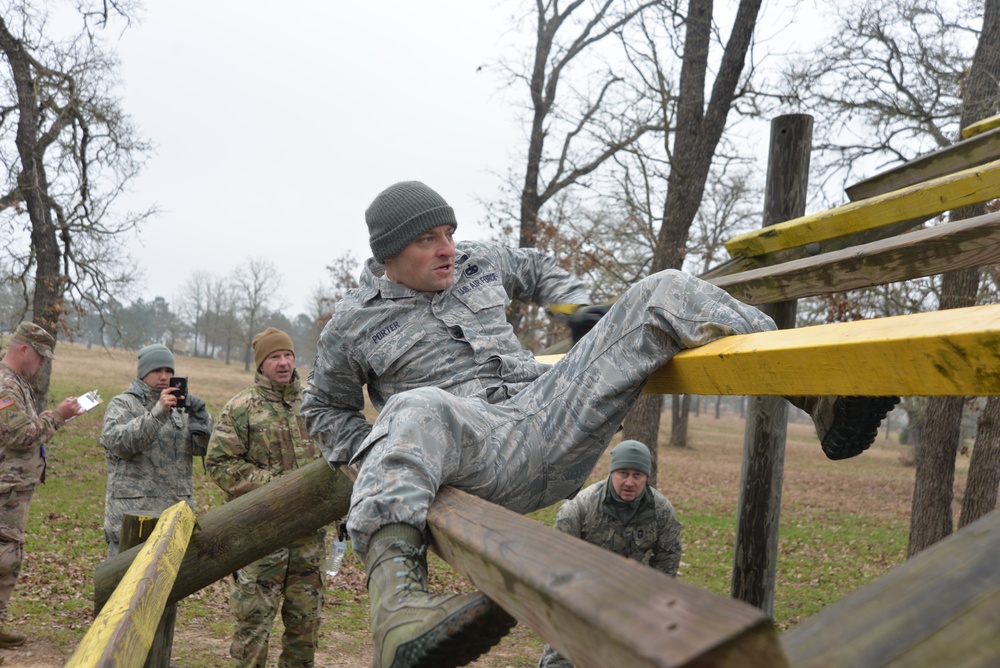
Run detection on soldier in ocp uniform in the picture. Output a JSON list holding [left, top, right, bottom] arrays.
[[207, 328, 326, 668], [538, 440, 681, 668], [100, 343, 213, 556], [301, 181, 897, 668], [0, 322, 81, 649]]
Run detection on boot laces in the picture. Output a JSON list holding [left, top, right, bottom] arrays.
[[392, 543, 429, 595]]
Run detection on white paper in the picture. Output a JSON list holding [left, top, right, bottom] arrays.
[[77, 390, 102, 412]]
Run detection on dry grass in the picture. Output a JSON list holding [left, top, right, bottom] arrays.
[[3, 341, 972, 666]]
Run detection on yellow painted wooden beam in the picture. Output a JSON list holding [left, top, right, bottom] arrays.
[[538, 304, 1000, 396], [724, 158, 1000, 258], [67, 502, 195, 667], [962, 113, 1000, 139]]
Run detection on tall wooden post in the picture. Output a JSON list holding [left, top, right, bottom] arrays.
[[731, 114, 813, 614], [120, 511, 176, 668]]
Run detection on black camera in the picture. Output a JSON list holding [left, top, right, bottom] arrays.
[[168, 376, 188, 409]]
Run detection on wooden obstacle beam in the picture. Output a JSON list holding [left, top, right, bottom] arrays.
[[427, 487, 790, 668], [94, 459, 352, 612], [711, 210, 1000, 305], [538, 304, 1000, 397], [783, 510, 1000, 668], [68, 502, 195, 667], [961, 112, 1000, 139], [724, 158, 1000, 258], [849, 124, 1000, 200]]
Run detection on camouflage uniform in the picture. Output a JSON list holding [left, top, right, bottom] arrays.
[[207, 369, 325, 668], [0, 362, 66, 623], [100, 378, 212, 556], [538, 478, 682, 667], [304, 240, 775, 559]]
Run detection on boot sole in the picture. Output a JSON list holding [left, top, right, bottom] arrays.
[[388, 596, 517, 668], [821, 396, 900, 460]]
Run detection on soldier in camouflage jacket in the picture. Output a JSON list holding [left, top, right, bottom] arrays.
[[207, 328, 325, 668], [0, 323, 80, 648], [100, 344, 212, 556], [539, 440, 681, 667]]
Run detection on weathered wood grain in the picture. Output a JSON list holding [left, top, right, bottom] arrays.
[[782, 510, 1000, 668], [711, 211, 1000, 305], [427, 487, 791, 668]]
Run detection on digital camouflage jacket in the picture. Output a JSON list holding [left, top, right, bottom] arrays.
[[554, 477, 682, 577], [303, 240, 591, 464], [206, 369, 320, 500], [100, 378, 212, 545]]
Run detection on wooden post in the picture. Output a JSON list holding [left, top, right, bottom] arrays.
[[120, 511, 176, 668], [731, 114, 812, 615]]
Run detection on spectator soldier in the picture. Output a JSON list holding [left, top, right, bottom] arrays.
[[100, 343, 213, 556], [207, 327, 326, 668], [0, 322, 81, 648], [538, 439, 681, 668]]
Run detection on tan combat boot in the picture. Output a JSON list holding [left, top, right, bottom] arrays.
[[786, 395, 899, 460], [0, 628, 26, 648], [366, 524, 516, 668]]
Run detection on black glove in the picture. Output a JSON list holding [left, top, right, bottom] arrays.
[[185, 393, 211, 437], [566, 305, 610, 344]]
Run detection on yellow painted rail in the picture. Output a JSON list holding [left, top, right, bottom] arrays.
[[724, 158, 1000, 258], [67, 502, 195, 667], [962, 113, 1000, 139], [539, 304, 1000, 396]]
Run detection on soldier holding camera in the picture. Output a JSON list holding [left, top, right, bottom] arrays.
[[99, 343, 213, 556]]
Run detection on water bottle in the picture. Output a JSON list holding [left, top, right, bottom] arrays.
[[325, 523, 349, 578]]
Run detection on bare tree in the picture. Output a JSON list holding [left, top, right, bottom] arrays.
[[233, 257, 281, 371], [619, 0, 767, 453], [782, 0, 978, 198], [497, 0, 663, 332], [178, 271, 211, 356], [909, 0, 1000, 556], [0, 1, 153, 402]]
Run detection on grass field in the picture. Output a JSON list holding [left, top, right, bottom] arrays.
[[2, 341, 971, 666]]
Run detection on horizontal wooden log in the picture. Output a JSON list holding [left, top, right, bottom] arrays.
[[847, 126, 1000, 200], [711, 211, 1000, 305], [537, 304, 1000, 396], [724, 158, 1000, 258], [68, 502, 195, 667], [427, 487, 790, 668], [94, 459, 352, 612], [782, 510, 1000, 668]]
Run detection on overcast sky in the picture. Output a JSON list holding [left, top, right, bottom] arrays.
[[90, 0, 837, 319], [113, 0, 523, 317]]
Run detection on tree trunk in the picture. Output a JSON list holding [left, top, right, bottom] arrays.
[[621, 0, 763, 452], [0, 19, 64, 409], [908, 0, 999, 556], [670, 395, 691, 448], [908, 270, 978, 557], [959, 396, 1000, 529], [623, 394, 663, 486]]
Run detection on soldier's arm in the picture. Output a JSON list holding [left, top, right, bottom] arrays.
[[649, 498, 683, 578], [302, 326, 373, 466], [205, 399, 272, 497], [491, 243, 592, 307], [552, 496, 584, 539], [99, 394, 167, 459], [0, 389, 63, 451]]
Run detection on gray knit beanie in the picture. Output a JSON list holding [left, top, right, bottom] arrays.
[[366, 181, 458, 262], [610, 440, 652, 476], [137, 343, 175, 379]]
